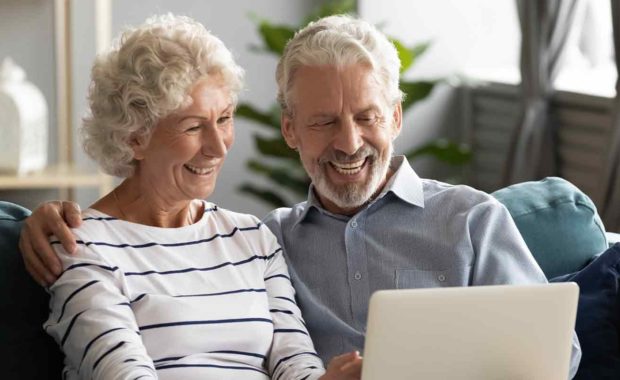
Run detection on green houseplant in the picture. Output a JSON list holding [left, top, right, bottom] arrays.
[[237, 0, 470, 208]]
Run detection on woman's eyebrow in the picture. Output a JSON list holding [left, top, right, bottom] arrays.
[[177, 104, 235, 123], [178, 115, 208, 123]]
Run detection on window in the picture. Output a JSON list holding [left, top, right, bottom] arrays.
[[359, 0, 521, 83], [554, 0, 616, 97]]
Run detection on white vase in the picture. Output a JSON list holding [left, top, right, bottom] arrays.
[[0, 58, 48, 174]]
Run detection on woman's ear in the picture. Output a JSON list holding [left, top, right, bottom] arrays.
[[130, 134, 148, 161]]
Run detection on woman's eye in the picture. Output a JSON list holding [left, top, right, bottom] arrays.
[[186, 125, 201, 132]]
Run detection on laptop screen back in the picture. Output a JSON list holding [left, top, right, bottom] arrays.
[[361, 283, 578, 380]]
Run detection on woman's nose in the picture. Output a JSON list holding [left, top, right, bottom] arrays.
[[201, 125, 229, 158]]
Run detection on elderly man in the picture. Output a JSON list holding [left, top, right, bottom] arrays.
[[21, 14, 580, 377]]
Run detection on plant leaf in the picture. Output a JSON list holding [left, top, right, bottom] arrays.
[[239, 184, 289, 209], [236, 103, 280, 130], [255, 135, 299, 161], [391, 38, 414, 74], [268, 104, 282, 127], [247, 160, 309, 196], [400, 80, 436, 111], [405, 140, 472, 165], [258, 21, 295, 56], [410, 42, 430, 65], [304, 0, 357, 24]]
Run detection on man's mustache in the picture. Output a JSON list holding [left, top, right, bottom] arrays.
[[318, 146, 378, 165]]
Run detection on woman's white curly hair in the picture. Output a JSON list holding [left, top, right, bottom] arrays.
[[82, 14, 244, 177], [276, 14, 403, 116]]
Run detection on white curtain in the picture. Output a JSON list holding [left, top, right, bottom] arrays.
[[505, 0, 578, 185]]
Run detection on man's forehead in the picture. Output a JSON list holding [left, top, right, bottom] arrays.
[[291, 64, 388, 114]]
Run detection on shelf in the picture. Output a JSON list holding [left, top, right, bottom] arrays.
[[0, 163, 111, 191]]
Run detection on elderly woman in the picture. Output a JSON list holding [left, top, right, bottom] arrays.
[[44, 14, 360, 380]]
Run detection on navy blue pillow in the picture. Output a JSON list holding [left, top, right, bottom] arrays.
[[0, 201, 63, 379], [551, 243, 620, 379]]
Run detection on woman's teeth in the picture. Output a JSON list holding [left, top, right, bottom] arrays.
[[185, 164, 214, 175], [330, 159, 365, 175]]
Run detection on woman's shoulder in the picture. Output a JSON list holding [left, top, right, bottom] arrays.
[[74, 208, 132, 236]]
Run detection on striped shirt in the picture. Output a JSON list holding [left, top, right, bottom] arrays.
[[44, 201, 324, 380]]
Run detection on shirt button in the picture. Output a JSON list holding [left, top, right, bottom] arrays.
[[351, 220, 358, 228], [354, 271, 362, 280], [438, 274, 446, 282]]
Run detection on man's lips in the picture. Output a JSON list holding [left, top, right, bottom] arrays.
[[329, 158, 367, 175]]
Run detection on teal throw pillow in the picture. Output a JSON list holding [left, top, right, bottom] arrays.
[[492, 177, 607, 279]]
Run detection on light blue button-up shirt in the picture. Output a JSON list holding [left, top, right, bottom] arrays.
[[263, 156, 580, 377]]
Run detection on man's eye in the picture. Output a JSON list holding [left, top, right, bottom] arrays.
[[357, 116, 376, 124], [218, 116, 232, 124], [312, 120, 334, 127]]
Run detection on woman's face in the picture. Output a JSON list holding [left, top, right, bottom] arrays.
[[132, 75, 235, 202]]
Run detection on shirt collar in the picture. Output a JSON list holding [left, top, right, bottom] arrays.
[[292, 155, 425, 227], [378, 155, 425, 207]]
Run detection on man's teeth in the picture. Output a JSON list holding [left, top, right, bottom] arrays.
[[331, 159, 365, 175], [185, 164, 214, 175]]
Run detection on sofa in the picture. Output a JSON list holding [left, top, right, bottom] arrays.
[[0, 177, 618, 379]]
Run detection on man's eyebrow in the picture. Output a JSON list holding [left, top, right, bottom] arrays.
[[308, 113, 335, 119], [357, 105, 381, 114]]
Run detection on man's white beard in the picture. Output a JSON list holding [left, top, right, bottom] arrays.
[[309, 144, 393, 210]]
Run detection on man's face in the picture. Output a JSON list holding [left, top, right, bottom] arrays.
[[281, 63, 402, 215]]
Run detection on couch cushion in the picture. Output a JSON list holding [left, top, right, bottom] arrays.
[[551, 243, 620, 379], [492, 177, 607, 279], [0, 201, 63, 379]]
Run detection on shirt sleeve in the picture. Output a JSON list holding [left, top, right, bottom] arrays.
[[261, 228, 325, 380], [467, 199, 581, 378], [468, 198, 547, 285], [44, 239, 157, 380]]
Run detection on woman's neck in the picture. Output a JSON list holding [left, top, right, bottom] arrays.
[[92, 177, 199, 228]]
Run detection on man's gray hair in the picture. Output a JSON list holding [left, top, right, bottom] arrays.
[[276, 14, 403, 116], [82, 14, 244, 178]]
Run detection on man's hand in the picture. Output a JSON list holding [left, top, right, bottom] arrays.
[[19, 200, 82, 286], [319, 351, 363, 380]]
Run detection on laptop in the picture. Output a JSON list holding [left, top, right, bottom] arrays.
[[361, 283, 579, 380]]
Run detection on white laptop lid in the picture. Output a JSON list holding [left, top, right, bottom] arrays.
[[361, 283, 578, 380]]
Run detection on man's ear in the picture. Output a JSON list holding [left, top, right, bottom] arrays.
[[281, 112, 298, 149], [391, 102, 403, 140]]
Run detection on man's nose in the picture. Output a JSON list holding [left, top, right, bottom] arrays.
[[333, 119, 363, 156]]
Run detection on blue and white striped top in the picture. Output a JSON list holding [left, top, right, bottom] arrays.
[[44, 201, 324, 380]]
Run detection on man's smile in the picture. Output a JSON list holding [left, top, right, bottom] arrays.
[[329, 158, 367, 175]]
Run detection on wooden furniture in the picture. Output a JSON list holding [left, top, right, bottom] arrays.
[[0, 0, 113, 200]]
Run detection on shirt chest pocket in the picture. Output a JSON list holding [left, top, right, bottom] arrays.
[[395, 266, 472, 289]]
